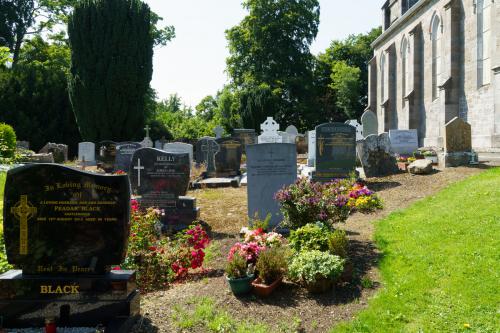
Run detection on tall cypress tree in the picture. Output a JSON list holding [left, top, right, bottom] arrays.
[[68, 0, 153, 141]]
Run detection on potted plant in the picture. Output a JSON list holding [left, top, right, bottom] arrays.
[[422, 150, 438, 164], [225, 252, 255, 295], [288, 250, 344, 293], [395, 155, 410, 171], [252, 247, 289, 297]]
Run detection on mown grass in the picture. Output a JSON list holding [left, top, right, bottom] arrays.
[[332, 167, 500, 333]]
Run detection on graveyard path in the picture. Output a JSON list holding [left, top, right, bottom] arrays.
[[132, 166, 486, 333]]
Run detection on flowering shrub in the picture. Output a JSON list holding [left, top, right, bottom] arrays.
[[288, 250, 344, 284], [228, 242, 264, 264], [122, 200, 210, 292], [275, 177, 382, 230], [241, 227, 284, 248]]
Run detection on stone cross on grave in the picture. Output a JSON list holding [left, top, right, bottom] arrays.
[[134, 158, 145, 187], [201, 139, 220, 175], [144, 125, 151, 138], [214, 126, 224, 139], [11, 195, 37, 255], [261, 117, 279, 134]]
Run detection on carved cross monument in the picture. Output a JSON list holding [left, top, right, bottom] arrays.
[[11, 195, 37, 255], [201, 139, 220, 176], [134, 158, 145, 187]]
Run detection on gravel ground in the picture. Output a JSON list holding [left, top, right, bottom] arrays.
[[131, 165, 488, 333]]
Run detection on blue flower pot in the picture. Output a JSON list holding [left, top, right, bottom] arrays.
[[226, 274, 254, 295]]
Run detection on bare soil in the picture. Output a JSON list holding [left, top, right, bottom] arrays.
[[131, 166, 486, 333]]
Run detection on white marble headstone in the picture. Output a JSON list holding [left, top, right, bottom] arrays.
[[361, 110, 378, 137], [78, 142, 95, 163], [307, 130, 316, 167], [345, 120, 364, 141], [389, 129, 419, 155], [258, 117, 282, 143], [214, 126, 224, 139], [163, 142, 194, 165], [140, 137, 153, 148]]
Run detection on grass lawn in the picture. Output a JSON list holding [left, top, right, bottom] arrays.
[[332, 167, 500, 332]]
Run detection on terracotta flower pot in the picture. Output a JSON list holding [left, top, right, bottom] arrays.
[[226, 274, 254, 295], [252, 276, 283, 297], [305, 278, 333, 293], [397, 161, 409, 171]]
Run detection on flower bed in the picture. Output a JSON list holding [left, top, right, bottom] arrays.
[[120, 200, 210, 292]]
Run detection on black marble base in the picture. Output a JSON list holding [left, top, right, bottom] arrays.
[[161, 207, 200, 233], [0, 270, 139, 328]]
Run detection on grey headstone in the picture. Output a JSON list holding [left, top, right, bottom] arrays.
[[39, 143, 68, 163], [285, 125, 299, 136], [307, 130, 316, 167], [214, 126, 224, 139], [215, 138, 243, 177], [312, 123, 357, 182], [258, 117, 282, 143], [195, 136, 215, 164], [246, 143, 297, 230], [357, 133, 398, 178], [164, 142, 194, 166], [278, 131, 296, 144], [361, 110, 378, 137], [140, 137, 153, 148], [389, 129, 419, 155], [201, 138, 220, 177], [232, 129, 256, 153], [16, 141, 30, 150], [114, 142, 142, 172], [78, 142, 96, 163], [154, 140, 163, 149]]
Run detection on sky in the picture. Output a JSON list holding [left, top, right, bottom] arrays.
[[145, 0, 382, 108]]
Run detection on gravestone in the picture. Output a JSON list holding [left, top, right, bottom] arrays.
[[130, 148, 199, 232], [215, 138, 243, 177], [296, 134, 307, 154], [442, 117, 472, 167], [200, 138, 220, 177], [78, 142, 96, 165], [307, 130, 316, 167], [0, 164, 138, 327], [96, 141, 117, 173], [164, 142, 194, 166], [140, 137, 153, 148], [39, 143, 68, 163], [246, 143, 297, 230], [258, 117, 282, 143], [114, 142, 142, 172], [285, 125, 299, 136], [194, 136, 216, 164], [361, 110, 378, 137], [214, 126, 224, 139], [345, 119, 364, 141], [312, 123, 357, 182], [154, 140, 163, 149], [357, 133, 398, 177], [389, 129, 419, 155], [232, 129, 256, 153]]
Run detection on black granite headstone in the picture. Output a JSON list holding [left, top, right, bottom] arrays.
[[232, 129, 256, 153], [194, 136, 215, 164], [96, 141, 117, 173], [312, 123, 356, 182], [129, 148, 198, 232], [114, 142, 142, 172], [215, 138, 242, 177], [0, 164, 138, 328]]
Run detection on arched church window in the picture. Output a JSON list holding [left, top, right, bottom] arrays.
[[431, 14, 442, 101], [477, 0, 491, 86]]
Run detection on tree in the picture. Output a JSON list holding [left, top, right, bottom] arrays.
[[0, 0, 77, 65], [225, 0, 320, 128], [316, 27, 382, 120], [68, 0, 155, 142], [330, 61, 361, 119], [0, 36, 81, 154]]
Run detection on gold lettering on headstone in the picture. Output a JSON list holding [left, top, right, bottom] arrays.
[[11, 195, 37, 255], [318, 138, 325, 156]]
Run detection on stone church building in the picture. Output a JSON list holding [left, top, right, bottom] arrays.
[[367, 0, 500, 151]]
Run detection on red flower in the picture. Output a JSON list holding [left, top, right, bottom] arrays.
[[112, 266, 121, 270]]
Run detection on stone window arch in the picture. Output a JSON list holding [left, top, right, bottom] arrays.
[[430, 13, 442, 101], [401, 36, 410, 102], [380, 52, 386, 102], [477, 0, 492, 87]]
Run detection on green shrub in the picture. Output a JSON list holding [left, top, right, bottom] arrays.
[[0, 123, 16, 158], [255, 247, 290, 285], [289, 223, 331, 252], [225, 252, 248, 279], [288, 250, 344, 284], [328, 229, 349, 258]]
